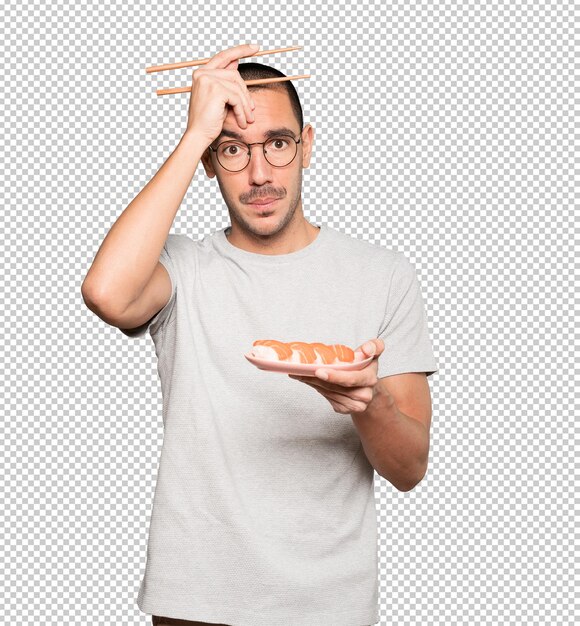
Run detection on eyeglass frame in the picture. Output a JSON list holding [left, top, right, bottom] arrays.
[[208, 130, 303, 172]]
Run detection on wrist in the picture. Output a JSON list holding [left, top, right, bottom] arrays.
[[180, 127, 209, 150], [178, 129, 211, 162]]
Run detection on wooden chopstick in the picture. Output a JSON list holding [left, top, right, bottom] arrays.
[[145, 45, 303, 74], [156, 74, 311, 96]]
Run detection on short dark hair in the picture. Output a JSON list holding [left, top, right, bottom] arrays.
[[237, 62, 304, 133]]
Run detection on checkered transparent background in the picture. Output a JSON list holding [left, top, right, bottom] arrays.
[[0, 0, 576, 624]]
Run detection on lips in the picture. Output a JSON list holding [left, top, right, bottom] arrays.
[[249, 197, 279, 206]]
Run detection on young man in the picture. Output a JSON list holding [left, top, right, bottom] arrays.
[[81, 44, 438, 626]]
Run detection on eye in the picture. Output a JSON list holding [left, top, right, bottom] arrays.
[[269, 137, 290, 150], [218, 141, 246, 157]]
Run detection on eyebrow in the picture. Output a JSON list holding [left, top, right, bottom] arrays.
[[214, 126, 299, 143]]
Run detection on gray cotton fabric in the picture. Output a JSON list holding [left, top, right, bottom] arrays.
[[121, 222, 438, 625]]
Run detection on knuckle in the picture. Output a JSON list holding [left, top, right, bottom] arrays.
[[193, 69, 208, 82], [355, 390, 369, 403]]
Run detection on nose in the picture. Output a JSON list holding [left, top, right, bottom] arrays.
[[246, 144, 273, 184]]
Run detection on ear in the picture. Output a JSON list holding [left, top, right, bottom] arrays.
[[300, 124, 314, 169], [200, 146, 218, 179]]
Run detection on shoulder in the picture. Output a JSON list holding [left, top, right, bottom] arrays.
[[161, 233, 202, 263], [324, 225, 401, 267], [164, 232, 195, 251]]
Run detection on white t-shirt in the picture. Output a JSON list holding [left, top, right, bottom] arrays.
[[121, 223, 438, 625]]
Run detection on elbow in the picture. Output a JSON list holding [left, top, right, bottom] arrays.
[[81, 281, 100, 313], [81, 277, 104, 307], [395, 462, 429, 492], [396, 480, 420, 493], [80, 283, 120, 325]]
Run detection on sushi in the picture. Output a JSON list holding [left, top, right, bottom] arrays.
[[251, 339, 355, 364]]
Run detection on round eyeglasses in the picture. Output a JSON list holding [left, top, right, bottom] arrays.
[[208, 134, 302, 172]]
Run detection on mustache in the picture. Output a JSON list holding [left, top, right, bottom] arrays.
[[244, 191, 284, 203]]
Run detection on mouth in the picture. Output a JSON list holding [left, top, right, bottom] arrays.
[[248, 197, 280, 209]]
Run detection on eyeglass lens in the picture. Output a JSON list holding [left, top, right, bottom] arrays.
[[216, 136, 298, 171]]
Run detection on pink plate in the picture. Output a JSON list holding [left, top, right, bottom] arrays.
[[244, 349, 373, 376]]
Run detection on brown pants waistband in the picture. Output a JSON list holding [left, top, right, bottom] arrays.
[[152, 616, 230, 626]]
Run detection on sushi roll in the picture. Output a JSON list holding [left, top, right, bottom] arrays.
[[251, 339, 293, 361], [251, 339, 355, 364], [286, 341, 318, 364]]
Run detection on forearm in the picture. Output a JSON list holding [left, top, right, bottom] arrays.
[[351, 393, 429, 491], [81, 130, 208, 315]]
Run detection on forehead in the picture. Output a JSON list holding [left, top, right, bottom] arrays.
[[217, 89, 298, 142]]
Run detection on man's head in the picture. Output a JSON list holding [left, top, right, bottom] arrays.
[[200, 62, 314, 241]]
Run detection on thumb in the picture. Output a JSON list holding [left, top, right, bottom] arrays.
[[359, 340, 376, 357]]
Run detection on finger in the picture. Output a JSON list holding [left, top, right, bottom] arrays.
[[317, 370, 378, 392], [232, 72, 256, 118], [218, 70, 254, 126], [329, 399, 352, 414], [320, 388, 368, 414], [290, 375, 374, 404], [205, 43, 260, 70], [313, 369, 367, 387], [358, 338, 385, 358], [220, 80, 251, 129], [296, 377, 350, 402], [230, 73, 255, 122], [318, 382, 373, 406], [318, 388, 368, 415], [358, 340, 377, 358]]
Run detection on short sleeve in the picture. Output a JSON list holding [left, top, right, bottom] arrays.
[[376, 252, 439, 378], [118, 237, 178, 338]]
